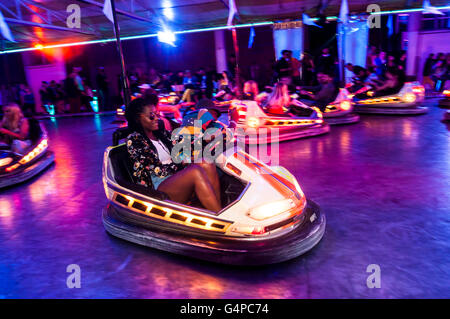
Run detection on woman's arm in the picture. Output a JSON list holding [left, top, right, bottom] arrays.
[[0, 119, 29, 140]]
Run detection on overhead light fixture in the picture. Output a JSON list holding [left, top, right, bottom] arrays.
[[157, 29, 176, 46], [162, 0, 174, 20]]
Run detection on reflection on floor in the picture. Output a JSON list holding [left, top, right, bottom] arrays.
[[0, 101, 449, 298]]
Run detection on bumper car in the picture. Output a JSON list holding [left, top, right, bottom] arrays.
[[438, 90, 450, 108], [0, 119, 54, 188], [229, 100, 329, 145], [116, 105, 126, 118], [212, 100, 233, 113], [353, 82, 428, 115], [321, 89, 360, 125], [443, 111, 450, 122], [102, 127, 325, 265]]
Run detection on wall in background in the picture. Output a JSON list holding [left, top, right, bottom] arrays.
[[401, 29, 450, 81], [22, 48, 66, 113], [0, 53, 26, 85]]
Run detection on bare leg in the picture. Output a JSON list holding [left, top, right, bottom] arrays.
[[197, 162, 221, 205], [158, 164, 221, 212]]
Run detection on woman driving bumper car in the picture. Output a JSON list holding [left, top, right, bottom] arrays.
[[125, 94, 222, 212], [354, 67, 405, 100], [0, 104, 31, 154], [103, 96, 326, 265], [262, 82, 314, 117]]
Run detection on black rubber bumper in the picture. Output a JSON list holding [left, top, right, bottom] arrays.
[[102, 199, 325, 265], [324, 113, 360, 125], [354, 105, 428, 115], [438, 98, 450, 108]]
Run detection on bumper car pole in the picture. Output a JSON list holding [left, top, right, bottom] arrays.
[[110, 0, 131, 110]]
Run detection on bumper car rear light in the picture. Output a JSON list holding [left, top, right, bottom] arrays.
[[231, 225, 267, 235], [252, 226, 267, 235]]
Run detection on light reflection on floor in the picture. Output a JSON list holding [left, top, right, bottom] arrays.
[[0, 100, 449, 298]]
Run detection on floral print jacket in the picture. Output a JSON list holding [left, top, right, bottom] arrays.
[[127, 131, 183, 187]]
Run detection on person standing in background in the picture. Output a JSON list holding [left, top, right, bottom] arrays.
[[422, 53, 435, 90], [96, 67, 109, 111], [366, 46, 378, 69], [301, 53, 315, 86], [374, 51, 388, 80], [275, 50, 293, 81], [20, 85, 35, 116], [65, 67, 83, 113], [289, 51, 302, 86], [316, 48, 334, 74]]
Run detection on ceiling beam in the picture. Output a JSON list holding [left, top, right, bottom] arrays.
[[4, 18, 98, 36], [77, 0, 154, 24]]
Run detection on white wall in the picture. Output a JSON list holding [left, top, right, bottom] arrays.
[[22, 48, 66, 113], [407, 30, 450, 81], [273, 27, 303, 60]]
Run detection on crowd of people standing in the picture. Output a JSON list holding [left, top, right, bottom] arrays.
[[2, 45, 448, 118]]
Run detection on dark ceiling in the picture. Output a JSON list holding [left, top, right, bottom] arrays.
[[0, 0, 448, 51]]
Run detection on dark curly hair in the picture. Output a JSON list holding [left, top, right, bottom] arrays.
[[125, 94, 159, 133]]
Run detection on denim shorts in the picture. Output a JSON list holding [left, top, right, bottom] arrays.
[[151, 174, 171, 190]]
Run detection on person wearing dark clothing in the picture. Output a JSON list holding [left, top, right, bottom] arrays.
[[125, 94, 222, 212], [345, 64, 368, 93], [274, 50, 293, 80], [301, 53, 316, 86], [316, 48, 334, 74], [64, 69, 82, 113], [96, 67, 109, 111], [22, 87, 35, 116], [298, 71, 338, 111], [39, 81, 51, 113]]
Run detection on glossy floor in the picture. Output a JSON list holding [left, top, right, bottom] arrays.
[[1, 101, 449, 298]]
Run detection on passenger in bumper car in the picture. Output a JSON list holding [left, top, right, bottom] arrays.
[[345, 64, 369, 93], [297, 71, 337, 112], [241, 80, 259, 101], [354, 68, 405, 100], [125, 94, 222, 212], [260, 82, 313, 117], [0, 104, 31, 154]]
